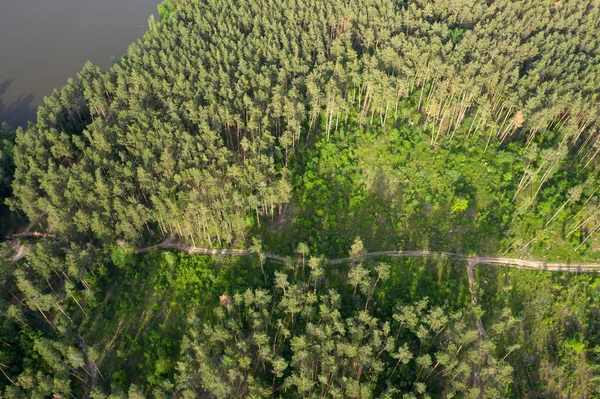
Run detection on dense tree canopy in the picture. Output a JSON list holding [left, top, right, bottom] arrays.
[[10, 0, 600, 253], [176, 252, 517, 399], [0, 123, 15, 199], [3, 0, 600, 397], [2, 240, 600, 398]]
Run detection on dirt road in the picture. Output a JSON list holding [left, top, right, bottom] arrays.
[[136, 241, 600, 272]]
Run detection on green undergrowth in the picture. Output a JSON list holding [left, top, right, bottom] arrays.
[[475, 265, 600, 397], [261, 108, 600, 263], [84, 250, 473, 393], [80, 248, 264, 392], [3, 240, 600, 397], [79, 252, 600, 395]]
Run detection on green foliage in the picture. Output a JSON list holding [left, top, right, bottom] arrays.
[[4, 0, 600, 397], [0, 123, 25, 237], [2, 243, 600, 398], [446, 28, 465, 46], [260, 110, 600, 261], [157, 0, 176, 20], [477, 266, 600, 397], [0, 242, 101, 398], [451, 197, 469, 214], [10, 0, 600, 254], [0, 122, 15, 198], [276, 120, 519, 257], [176, 256, 517, 398]]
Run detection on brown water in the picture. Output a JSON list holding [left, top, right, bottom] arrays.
[[0, 0, 160, 127]]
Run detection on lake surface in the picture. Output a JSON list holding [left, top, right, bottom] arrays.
[[0, 0, 160, 127]]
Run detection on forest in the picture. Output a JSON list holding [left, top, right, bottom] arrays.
[[2, 0, 600, 397]]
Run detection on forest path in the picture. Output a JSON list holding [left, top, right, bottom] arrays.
[[8, 236, 600, 272], [135, 239, 600, 273]]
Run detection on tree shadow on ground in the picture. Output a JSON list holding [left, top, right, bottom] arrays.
[[0, 78, 36, 127]]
